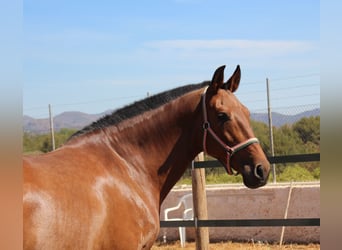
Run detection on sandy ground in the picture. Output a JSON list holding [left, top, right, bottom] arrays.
[[152, 241, 320, 250]]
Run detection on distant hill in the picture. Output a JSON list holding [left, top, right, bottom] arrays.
[[23, 108, 320, 134], [251, 108, 320, 127], [23, 110, 112, 134]]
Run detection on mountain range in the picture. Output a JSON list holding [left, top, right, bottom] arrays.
[[250, 108, 320, 127], [23, 108, 320, 134]]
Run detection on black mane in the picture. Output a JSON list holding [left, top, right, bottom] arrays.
[[69, 81, 209, 140]]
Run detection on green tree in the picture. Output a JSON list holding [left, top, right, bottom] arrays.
[[23, 132, 36, 153], [273, 124, 305, 155], [278, 164, 316, 182], [293, 116, 320, 145], [251, 120, 270, 154], [55, 128, 77, 148], [40, 138, 51, 153], [23, 128, 77, 154]]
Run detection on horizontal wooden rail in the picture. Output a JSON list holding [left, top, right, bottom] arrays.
[[161, 153, 321, 230], [160, 218, 320, 228], [268, 153, 320, 164], [193, 153, 320, 169]]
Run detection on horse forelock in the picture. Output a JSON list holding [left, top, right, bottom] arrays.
[[68, 81, 209, 140]]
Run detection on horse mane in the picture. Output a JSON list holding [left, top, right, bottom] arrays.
[[68, 81, 209, 140]]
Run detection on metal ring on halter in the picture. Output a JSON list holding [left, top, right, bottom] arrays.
[[203, 122, 210, 130]]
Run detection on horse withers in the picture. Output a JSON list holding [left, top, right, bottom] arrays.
[[23, 65, 270, 249]]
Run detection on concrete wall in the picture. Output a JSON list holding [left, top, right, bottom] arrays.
[[159, 182, 320, 244]]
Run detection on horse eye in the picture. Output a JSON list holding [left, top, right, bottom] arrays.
[[217, 112, 230, 123]]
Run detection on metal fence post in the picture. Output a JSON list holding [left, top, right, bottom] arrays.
[[48, 104, 55, 151], [266, 78, 276, 183]]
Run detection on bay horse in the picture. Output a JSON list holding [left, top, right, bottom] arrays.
[[23, 65, 270, 249]]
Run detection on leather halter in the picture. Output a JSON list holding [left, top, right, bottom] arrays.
[[201, 86, 259, 175]]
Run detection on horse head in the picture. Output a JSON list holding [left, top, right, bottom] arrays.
[[202, 65, 270, 188]]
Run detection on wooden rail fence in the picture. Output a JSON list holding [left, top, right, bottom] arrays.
[[160, 153, 320, 228]]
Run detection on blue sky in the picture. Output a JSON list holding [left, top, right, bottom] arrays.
[[23, 0, 319, 118]]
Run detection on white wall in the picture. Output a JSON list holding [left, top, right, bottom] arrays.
[[159, 182, 320, 244]]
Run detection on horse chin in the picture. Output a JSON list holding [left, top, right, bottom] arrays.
[[218, 159, 269, 188], [241, 171, 269, 189], [242, 177, 267, 189]]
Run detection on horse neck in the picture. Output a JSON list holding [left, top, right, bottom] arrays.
[[104, 89, 204, 202]]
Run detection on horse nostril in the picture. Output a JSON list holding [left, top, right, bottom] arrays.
[[254, 164, 264, 180]]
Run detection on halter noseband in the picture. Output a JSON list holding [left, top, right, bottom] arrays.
[[201, 86, 259, 175]]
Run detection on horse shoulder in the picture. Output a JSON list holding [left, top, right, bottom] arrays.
[[23, 150, 161, 249], [93, 165, 161, 249]]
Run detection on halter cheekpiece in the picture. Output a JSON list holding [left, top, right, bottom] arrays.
[[201, 86, 259, 175]]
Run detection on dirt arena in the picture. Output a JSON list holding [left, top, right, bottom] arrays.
[[152, 241, 320, 250]]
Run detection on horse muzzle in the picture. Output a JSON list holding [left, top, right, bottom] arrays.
[[241, 162, 270, 189]]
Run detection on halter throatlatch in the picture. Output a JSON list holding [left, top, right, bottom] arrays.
[[201, 86, 260, 175]]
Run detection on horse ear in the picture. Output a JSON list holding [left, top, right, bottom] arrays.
[[224, 65, 241, 93], [210, 65, 226, 91]]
